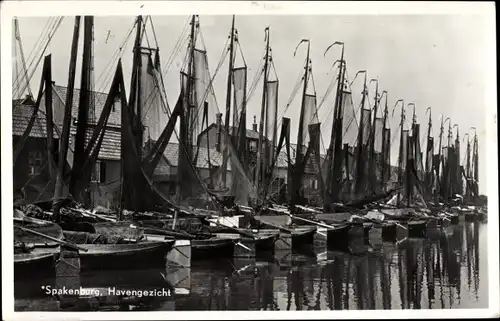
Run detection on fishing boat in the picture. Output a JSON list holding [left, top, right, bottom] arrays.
[[14, 212, 63, 279], [406, 220, 428, 238], [190, 236, 237, 259], [62, 230, 176, 270], [208, 226, 279, 253]]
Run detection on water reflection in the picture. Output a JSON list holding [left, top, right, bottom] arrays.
[[14, 222, 488, 311]]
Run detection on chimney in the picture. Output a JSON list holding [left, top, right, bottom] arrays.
[[216, 113, 222, 127], [252, 115, 258, 132]]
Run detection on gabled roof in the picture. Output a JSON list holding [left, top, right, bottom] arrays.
[[52, 85, 121, 127]]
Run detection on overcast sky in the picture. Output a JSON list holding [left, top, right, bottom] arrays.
[[12, 10, 493, 193]]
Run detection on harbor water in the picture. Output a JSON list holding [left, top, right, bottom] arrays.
[[14, 221, 488, 311]]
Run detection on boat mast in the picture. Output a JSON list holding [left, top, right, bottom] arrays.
[[53, 17, 81, 223], [292, 39, 310, 204], [221, 15, 236, 189], [407, 103, 416, 207], [446, 121, 452, 200], [354, 71, 367, 197], [70, 16, 94, 204], [454, 125, 461, 196], [464, 133, 471, 196], [176, 15, 196, 199], [435, 116, 445, 201], [380, 91, 388, 190], [425, 107, 433, 200], [257, 26, 270, 196], [394, 99, 404, 207], [326, 42, 345, 208], [473, 131, 479, 196], [369, 78, 379, 193], [13, 18, 33, 99]]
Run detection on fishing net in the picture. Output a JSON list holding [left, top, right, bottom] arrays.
[[301, 94, 319, 149], [374, 118, 384, 154], [192, 49, 218, 145], [185, 46, 256, 207], [455, 139, 463, 195], [401, 130, 409, 173], [425, 137, 434, 178], [360, 109, 372, 147], [341, 91, 358, 145], [440, 146, 449, 198], [382, 127, 391, 185], [286, 93, 322, 205], [413, 124, 424, 182], [232, 67, 247, 138], [264, 81, 279, 163], [140, 50, 163, 143]]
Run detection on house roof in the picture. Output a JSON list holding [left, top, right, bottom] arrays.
[[52, 84, 121, 127], [13, 101, 121, 161]]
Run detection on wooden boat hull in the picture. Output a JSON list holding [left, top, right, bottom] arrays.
[[325, 224, 351, 250], [348, 222, 373, 239], [290, 227, 316, 249], [448, 214, 459, 224], [191, 237, 236, 259], [407, 220, 428, 238], [77, 241, 175, 271], [14, 249, 59, 279], [464, 212, 484, 222], [381, 222, 397, 241], [206, 227, 278, 252]]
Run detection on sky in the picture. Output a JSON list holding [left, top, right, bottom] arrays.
[[12, 12, 493, 194]]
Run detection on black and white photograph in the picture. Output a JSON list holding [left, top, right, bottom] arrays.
[[2, 1, 498, 319]]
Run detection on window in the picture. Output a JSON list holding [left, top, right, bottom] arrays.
[[28, 150, 43, 177], [91, 161, 106, 183]]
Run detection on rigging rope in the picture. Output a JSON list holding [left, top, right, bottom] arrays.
[[13, 17, 55, 88], [95, 19, 137, 92], [13, 17, 64, 100]]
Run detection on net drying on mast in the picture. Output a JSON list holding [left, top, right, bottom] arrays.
[[171, 15, 257, 209], [276, 39, 324, 208]]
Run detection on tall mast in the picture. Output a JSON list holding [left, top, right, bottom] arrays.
[[464, 132, 471, 197], [296, 40, 310, 163], [327, 42, 345, 206], [446, 121, 452, 199], [221, 15, 235, 189], [133, 16, 144, 158], [354, 71, 367, 197], [225, 15, 236, 138], [71, 16, 94, 202], [395, 99, 405, 206], [187, 15, 196, 148], [454, 125, 461, 196], [257, 26, 270, 195], [425, 108, 432, 173], [425, 107, 433, 199], [292, 39, 310, 204], [380, 91, 388, 190], [177, 15, 196, 199], [53, 17, 81, 223], [436, 116, 444, 201], [13, 18, 33, 98], [369, 78, 379, 192], [473, 131, 479, 195]]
